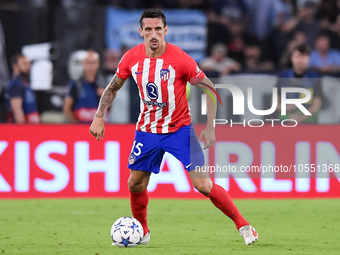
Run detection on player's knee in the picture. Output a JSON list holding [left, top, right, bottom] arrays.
[[195, 184, 211, 195], [127, 178, 146, 192], [192, 179, 212, 195]]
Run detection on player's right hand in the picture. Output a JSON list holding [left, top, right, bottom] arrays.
[[89, 117, 105, 141]]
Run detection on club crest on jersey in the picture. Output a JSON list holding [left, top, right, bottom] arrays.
[[160, 68, 170, 81], [146, 82, 158, 100], [128, 154, 136, 165]]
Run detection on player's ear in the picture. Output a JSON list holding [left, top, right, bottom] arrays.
[[139, 27, 144, 37], [164, 25, 168, 36]]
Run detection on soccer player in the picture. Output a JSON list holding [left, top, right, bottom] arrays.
[[5, 53, 40, 124], [89, 8, 258, 245]]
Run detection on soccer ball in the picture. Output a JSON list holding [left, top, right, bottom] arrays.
[[111, 216, 143, 247]]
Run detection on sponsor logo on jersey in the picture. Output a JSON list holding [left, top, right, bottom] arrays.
[[146, 82, 158, 100], [160, 68, 170, 81], [142, 99, 168, 108]]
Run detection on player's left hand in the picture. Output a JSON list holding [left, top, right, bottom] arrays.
[[198, 127, 216, 149]]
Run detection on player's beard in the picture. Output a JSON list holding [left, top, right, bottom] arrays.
[[19, 71, 30, 81], [149, 39, 159, 51]]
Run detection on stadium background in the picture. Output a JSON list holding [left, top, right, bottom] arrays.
[[1, 1, 340, 255], [0, 0, 340, 199]]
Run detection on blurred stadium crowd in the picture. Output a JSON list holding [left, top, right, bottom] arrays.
[[1, 0, 340, 124]]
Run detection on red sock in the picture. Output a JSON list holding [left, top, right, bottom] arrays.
[[130, 189, 149, 235], [206, 183, 249, 230]]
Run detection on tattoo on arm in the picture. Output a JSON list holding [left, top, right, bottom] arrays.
[[109, 75, 124, 90], [95, 75, 125, 118]]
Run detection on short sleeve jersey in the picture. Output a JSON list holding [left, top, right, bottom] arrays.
[[116, 43, 205, 133]]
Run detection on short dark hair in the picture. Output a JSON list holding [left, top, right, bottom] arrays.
[[317, 30, 330, 39], [245, 37, 261, 48], [140, 8, 166, 28], [291, 44, 311, 55], [10, 53, 25, 65]]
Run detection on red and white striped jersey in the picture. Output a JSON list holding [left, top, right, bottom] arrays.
[[116, 43, 205, 134]]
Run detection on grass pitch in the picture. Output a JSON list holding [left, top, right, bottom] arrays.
[[0, 198, 339, 255]]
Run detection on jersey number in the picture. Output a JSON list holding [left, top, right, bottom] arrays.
[[131, 141, 144, 156]]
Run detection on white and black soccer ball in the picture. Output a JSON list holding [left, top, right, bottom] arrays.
[[111, 217, 143, 248]]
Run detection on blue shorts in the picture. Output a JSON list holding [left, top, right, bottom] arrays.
[[127, 123, 204, 173]]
